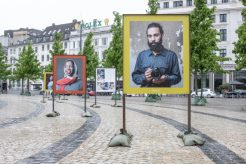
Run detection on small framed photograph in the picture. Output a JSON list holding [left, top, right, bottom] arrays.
[[123, 14, 190, 94], [53, 55, 86, 94], [96, 68, 116, 92], [43, 72, 53, 91]]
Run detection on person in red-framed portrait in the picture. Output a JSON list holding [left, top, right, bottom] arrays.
[[56, 59, 82, 91]]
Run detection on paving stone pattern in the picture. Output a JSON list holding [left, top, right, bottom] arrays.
[[0, 101, 44, 128], [0, 99, 8, 110], [0, 95, 88, 163], [127, 106, 246, 164], [0, 95, 246, 163], [17, 103, 101, 164]]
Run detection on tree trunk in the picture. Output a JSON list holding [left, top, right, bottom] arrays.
[[21, 78, 24, 94], [201, 72, 206, 98], [27, 78, 29, 93], [194, 72, 198, 95], [0, 80, 2, 94]]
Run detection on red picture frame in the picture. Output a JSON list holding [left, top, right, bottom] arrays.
[[53, 55, 86, 94]]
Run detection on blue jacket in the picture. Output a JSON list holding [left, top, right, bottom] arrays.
[[132, 48, 181, 87]]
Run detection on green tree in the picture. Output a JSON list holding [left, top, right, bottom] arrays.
[[233, 0, 246, 70], [0, 43, 11, 83], [146, 0, 159, 14], [46, 32, 65, 71], [103, 11, 123, 79], [24, 44, 42, 93], [14, 47, 27, 94], [146, 0, 159, 100], [190, 0, 229, 97], [81, 32, 99, 79]]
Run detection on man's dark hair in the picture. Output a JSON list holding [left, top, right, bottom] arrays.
[[146, 22, 164, 36]]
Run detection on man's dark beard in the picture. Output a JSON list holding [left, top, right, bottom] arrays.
[[148, 39, 164, 53]]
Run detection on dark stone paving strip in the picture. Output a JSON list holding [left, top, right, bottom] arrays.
[[190, 109, 246, 124], [97, 99, 246, 124], [0, 101, 44, 128], [139, 103, 246, 124], [128, 107, 246, 164], [16, 103, 101, 164]]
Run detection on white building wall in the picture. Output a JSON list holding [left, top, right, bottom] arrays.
[[158, 0, 244, 67], [6, 25, 112, 90], [69, 25, 112, 62], [0, 35, 9, 47], [158, 0, 245, 90]]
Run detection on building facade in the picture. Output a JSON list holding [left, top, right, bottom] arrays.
[[158, 0, 245, 91], [5, 19, 112, 91]]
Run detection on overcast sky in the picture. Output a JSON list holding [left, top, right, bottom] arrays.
[[0, 0, 149, 35]]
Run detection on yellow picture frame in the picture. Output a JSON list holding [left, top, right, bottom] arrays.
[[123, 14, 190, 94], [43, 72, 53, 91]]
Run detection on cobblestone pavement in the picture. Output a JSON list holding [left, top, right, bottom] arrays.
[[0, 94, 246, 163]]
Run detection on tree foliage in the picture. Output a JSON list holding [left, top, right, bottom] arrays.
[[146, 0, 159, 14], [14, 47, 26, 93], [46, 32, 65, 71], [15, 47, 26, 80], [15, 44, 41, 93], [233, 0, 246, 70], [103, 11, 123, 78], [81, 32, 99, 79], [191, 0, 228, 74], [0, 43, 11, 81], [191, 0, 229, 97], [24, 44, 41, 81]]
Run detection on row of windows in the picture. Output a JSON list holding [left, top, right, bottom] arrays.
[[10, 68, 16, 74], [70, 38, 108, 49], [94, 37, 108, 46], [220, 29, 227, 41], [35, 44, 51, 52], [210, 0, 229, 4], [10, 58, 16, 64], [9, 54, 49, 64], [162, 0, 229, 8], [220, 48, 226, 57], [31, 42, 67, 53], [10, 44, 52, 54], [9, 37, 109, 54], [212, 13, 227, 23], [41, 55, 50, 62], [9, 47, 22, 55]]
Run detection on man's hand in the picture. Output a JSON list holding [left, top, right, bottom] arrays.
[[152, 75, 168, 84], [145, 68, 153, 82]]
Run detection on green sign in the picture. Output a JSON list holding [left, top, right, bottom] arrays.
[[81, 19, 102, 30]]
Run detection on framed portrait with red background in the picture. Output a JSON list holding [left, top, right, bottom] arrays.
[[53, 55, 86, 95]]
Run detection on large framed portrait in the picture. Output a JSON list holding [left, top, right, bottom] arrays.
[[43, 72, 53, 91], [96, 68, 116, 92], [123, 14, 190, 94], [53, 55, 86, 94]]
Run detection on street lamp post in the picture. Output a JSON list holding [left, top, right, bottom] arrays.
[[79, 20, 84, 53], [79, 20, 91, 117]]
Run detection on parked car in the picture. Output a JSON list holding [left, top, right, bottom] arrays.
[[235, 89, 246, 96], [224, 91, 237, 98], [224, 89, 246, 98], [88, 90, 96, 96], [191, 88, 216, 98], [111, 90, 122, 96]]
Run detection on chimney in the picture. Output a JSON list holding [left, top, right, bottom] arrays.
[[52, 23, 55, 26]]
